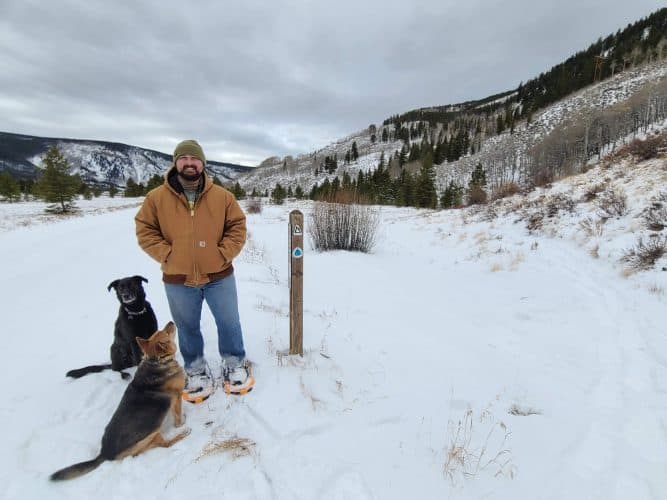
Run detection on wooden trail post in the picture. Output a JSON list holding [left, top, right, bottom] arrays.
[[289, 210, 304, 355]]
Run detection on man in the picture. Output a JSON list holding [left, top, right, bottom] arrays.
[[135, 139, 250, 401]]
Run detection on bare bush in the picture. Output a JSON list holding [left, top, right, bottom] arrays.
[[626, 135, 667, 161], [621, 235, 667, 271], [468, 186, 488, 205], [524, 210, 545, 233], [597, 187, 628, 219], [545, 193, 576, 217], [582, 182, 607, 202], [245, 198, 262, 214], [641, 195, 667, 231], [492, 182, 522, 200], [308, 201, 380, 253], [578, 216, 606, 237]]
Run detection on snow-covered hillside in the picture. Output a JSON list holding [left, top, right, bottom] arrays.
[[236, 61, 667, 196], [0, 146, 665, 499], [0, 132, 251, 188]]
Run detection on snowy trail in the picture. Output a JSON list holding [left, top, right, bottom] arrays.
[[0, 202, 666, 499]]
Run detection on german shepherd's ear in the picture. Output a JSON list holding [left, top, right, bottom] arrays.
[[132, 276, 149, 284], [107, 280, 120, 292], [136, 336, 150, 354]]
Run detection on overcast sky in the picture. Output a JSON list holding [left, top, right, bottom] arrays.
[[0, 1, 663, 166]]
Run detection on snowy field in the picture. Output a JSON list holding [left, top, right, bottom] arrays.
[[0, 161, 666, 499]]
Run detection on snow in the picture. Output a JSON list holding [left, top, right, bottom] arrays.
[[0, 154, 666, 498]]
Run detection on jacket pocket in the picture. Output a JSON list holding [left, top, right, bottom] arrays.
[[161, 237, 188, 274]]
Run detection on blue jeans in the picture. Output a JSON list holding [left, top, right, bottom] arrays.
[[164, 274, 245, 370]]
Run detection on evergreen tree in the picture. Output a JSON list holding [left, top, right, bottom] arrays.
[[231, 182, 246, 200], [468, 163, 488, 205], [146, 174, 163, 192], [109, 185, 118, 198], [124, 178, 145, 197], [440, 180, 464, 208], [415, 152, 437, 208], [294, 185, 304, 199], [381, 127, 389, 142], [33, 146, 80, 213], [351, 141, 359, 160], [287, 185, 293, 198], [271, 183, 286, 204], [0, 172, 21, 202], [212, 176, 223, 186]]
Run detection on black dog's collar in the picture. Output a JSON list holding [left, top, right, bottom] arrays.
[[124, 306, 147, 318]]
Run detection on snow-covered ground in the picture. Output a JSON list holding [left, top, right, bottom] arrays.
[[0, 153, 665, 499]]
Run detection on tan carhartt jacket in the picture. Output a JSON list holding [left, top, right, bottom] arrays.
[[135, 168, 246, 286]]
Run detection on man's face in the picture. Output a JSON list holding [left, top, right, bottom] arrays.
[[176, 155, 204, 181]]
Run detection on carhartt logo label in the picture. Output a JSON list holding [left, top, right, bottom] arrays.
[[199, 241, 206, 247]]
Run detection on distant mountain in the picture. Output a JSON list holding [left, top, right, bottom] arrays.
[[0, 132, 252, 187]]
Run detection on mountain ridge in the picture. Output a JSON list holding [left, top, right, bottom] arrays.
[[0, 131, 252, 187]]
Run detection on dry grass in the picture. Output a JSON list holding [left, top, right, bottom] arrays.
[[490, 263, 503, 272], [509, 252, 525, 271], [508, 404, 542, 416], [589, 244, 600, 259], [195, 436, 256, 462], [647, 283, 664, 296], [443, 408, 515, 485]]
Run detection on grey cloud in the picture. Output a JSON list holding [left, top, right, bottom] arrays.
[[0, 0, 663, 165]]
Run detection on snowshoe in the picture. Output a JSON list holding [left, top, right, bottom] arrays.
[[182, 365, 214, 404], [222, 359, 255, 395]]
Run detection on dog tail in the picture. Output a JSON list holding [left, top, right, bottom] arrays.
[[66, 364, 113, 378], [50, 455, 105, 481]]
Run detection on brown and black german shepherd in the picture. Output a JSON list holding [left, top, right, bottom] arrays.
[[51, 322, 189, 481]]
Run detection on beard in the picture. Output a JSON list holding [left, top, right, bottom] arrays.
[[179, 167, 203, 181]]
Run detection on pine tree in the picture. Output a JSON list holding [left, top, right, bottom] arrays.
[[351, 141, 359, 160], [146, 174, 163, 191], [468, 163, 488, 205], [124, 178, 145, 197], [109, 185, 118, 198], [271, 183, 286, 204], [33, 146, 80, 213], [440, 180, 464, 208], [0, 172, 21, 202], [415, 152, 437, 209]]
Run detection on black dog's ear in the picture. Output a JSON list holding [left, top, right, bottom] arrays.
[[107, 280, 120, 292], [132, 275, 148, 284]]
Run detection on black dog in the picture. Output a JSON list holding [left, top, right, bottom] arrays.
[[66, 276, 158, 380]]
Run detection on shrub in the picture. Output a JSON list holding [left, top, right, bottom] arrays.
[[627, 135, 665, 161], [467, 185, 488, 205], [621, 235, 667, 271], [492, 182, 522, 200], [582, 182, 607, 202], [525, 210, 545, 233], [308, 202, 380, 253], [641, 193, 667, 231], [597, 187, 628, 219], [546, 193, 576, 217], [245, 198, 262, 214], [578, 216, 605, 237]]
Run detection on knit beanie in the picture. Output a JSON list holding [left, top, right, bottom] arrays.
[[173, 139, 206, 165]]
